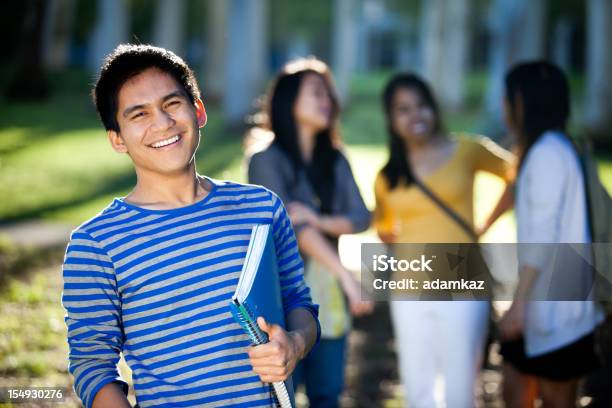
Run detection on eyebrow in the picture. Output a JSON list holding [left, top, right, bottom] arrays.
[[122, 90, 187, 118]]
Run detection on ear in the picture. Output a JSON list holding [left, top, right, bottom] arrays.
[[108, 130, 128, 153], [195, 98, 207, 128]]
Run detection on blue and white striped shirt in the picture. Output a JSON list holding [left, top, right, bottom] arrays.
[[62, 178, 319, 407]]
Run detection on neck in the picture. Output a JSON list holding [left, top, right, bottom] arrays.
[[127, 162, 209, 208], [405, 132, 445, 156], [297, 123, 317, 163]]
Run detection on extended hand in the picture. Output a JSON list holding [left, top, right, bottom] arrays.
[[247, 317, 304, 383], [341, 274, 374, 317], [287, 202, 320, 229], [499, 300, 525, 341]]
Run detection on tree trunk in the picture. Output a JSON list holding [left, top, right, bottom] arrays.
[[88, 0, 129, 71], [552, 16, 572, 73], [420, 0, 470, 112], [42, 0, 76, 70], [332, 0, 360, 104], [153, 0, 186, 57], [585, 0, 612, 142], [483, 0, 547, 137], [6, 0, 48, 100], [223, 0, 268, 125], [203, 0, 227, 102]]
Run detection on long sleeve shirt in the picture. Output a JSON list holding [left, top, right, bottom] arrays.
[[62, 178, 319, 407]]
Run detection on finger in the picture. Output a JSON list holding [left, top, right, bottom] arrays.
[[287, 202, 302, 212], [249, 351, 288, 367], [251, 362, 289, 376], [248, 340, 282, 359], [258, 318, 286, 340], [358, 302, 373, 315], [257, 316, 271, 335], [351, 304, 365, 317], [249, 356, 287, 369], [258, 374, 288, 383]]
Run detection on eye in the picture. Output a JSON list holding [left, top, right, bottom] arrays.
[[165, 99, 181, 109], [131, 111, 146, 120], [394, 105, 409, 115]]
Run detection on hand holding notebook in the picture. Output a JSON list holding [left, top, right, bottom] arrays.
[[247, 316, 303, 382], [230, 224, 296, 408]]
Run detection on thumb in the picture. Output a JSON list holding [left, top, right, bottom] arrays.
[[257, 316, 272, 335]]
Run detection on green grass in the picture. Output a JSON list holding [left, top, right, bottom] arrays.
[[0, 266, 82, 407], [0, 96, 244, 224]]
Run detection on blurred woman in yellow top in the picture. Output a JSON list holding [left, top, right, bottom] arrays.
[[374, 73, 514, 408]]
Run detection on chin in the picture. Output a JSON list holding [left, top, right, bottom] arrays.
[[157, 166, 193, 177], [148, 158, 194, 176]]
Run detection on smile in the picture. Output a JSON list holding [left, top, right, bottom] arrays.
[[149, 134, 181, 148], [412, 123, 427, 133]]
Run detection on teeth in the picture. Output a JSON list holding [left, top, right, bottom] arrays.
[[413, 123, 426, 133], [151, 135, 180, 148]]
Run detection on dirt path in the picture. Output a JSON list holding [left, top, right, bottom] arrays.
[[0, 220, 74, 250]]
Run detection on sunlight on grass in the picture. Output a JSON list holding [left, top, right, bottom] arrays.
[[0, 267, 82, 406], [0, 98, 244, 224]]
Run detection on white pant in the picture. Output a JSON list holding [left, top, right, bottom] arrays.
[[390, 301, 489, 408]]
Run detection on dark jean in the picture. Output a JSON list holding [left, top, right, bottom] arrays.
[[292, 336, 347, 408]]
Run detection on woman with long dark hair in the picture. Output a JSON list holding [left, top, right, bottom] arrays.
[[498, 61, 604, 408], [247, 57, 373, 407], [374, 73, 514, 407]]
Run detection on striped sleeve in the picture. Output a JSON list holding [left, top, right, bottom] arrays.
[[61, 230, 128, 408], [269, 192, 321, 342]]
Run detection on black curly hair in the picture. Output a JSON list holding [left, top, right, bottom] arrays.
[[92, 44, 201, 132]]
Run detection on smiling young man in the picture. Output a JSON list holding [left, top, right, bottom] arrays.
[[61, 44, 319, 408]]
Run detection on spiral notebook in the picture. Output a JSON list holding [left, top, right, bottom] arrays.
[[230, 223, 295, 408]]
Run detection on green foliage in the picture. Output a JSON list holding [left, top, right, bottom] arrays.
[[270, 0, 332, 48], [72, 0, 97, 46]]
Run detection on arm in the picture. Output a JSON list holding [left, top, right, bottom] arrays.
[[473, 136, 515, 179], [92, 383, 131, 408], [373, 173, 398, 244], [296, 225, 372, 316], [472, 137, 516, 236], [478, 183, 514, 236], [499, 145, 566, 339], [248, 149, 292, 204], [62, 231, 128, 408], [319, 215, 354, 236], [286, 203, 355, 236], [498, 265, 538, 340], [286, 154, 371, 237], [327, 154, 371, 235]]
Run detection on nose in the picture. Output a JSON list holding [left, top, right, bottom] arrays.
[[150, 108, 175, 132]]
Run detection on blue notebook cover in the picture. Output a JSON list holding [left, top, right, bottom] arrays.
[[230, 224, 295, 408]]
